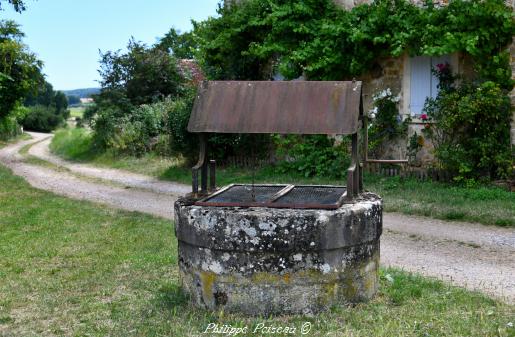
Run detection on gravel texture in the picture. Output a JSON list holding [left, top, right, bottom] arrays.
[[0, 132, 513, 303]]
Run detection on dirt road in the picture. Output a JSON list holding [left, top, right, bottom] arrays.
[[1, 132, 514, 303]]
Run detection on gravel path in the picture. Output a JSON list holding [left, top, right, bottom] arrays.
[[1, 132, 514, 303], [28, 134, 190, 195], [0, 133, 180, 219]]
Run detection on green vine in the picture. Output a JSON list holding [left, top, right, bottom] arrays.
[[367, 88, 410, 156], [192, 0, 514, 180], [195, 0, 514, 88]]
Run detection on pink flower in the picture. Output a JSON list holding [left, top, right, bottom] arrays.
[[436, 63, 447, 72], [420, 113, 428, 121]]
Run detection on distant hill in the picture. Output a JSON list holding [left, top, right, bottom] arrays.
[[61, 88, 100, 98]]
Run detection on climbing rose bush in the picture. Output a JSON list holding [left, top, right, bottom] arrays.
[[422, 65, 512, 183]]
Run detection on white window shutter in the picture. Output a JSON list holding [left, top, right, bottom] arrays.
[[410, 56, 431, 116]]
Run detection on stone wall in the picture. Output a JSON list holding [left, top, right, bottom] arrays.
[[359, 57, 409, 161]]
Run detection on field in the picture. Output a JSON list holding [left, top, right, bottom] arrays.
[[0, 163, 513, 336], [68, 106, 85, 118]]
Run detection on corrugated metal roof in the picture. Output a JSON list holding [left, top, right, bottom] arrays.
[[187, 81, 362, 135]]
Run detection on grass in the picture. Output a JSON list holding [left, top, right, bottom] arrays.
[[68, 106, 85, 118], [50, 128, 180, 177], [50, 128, 515, 227], [161, 165, 515, 226], [0, 164, 514, 336], [0, 133, 31, 148]]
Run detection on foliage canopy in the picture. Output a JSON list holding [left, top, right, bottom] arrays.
[[22, 80, 70, 132], [0, 20, 42, 120], [0, 0, 25, 12], [194, 0, 514, 90], [157, 28, 198, 59], [96, 39, 184, 112]]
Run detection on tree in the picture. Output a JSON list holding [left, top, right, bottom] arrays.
[[54, 91, 68, 114], [0, 20, 42, 119], [24, 80, 68, 112], [157, 28, 197, 59], [22, 105, 64, 132], [96, 39, 184, 112], [0, 0, 26, 12], [66, 95, 81, 105], [22, 79, 70, 132], [24, 81, 54, 106]]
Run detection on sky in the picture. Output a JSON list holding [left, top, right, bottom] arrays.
[[1, 0, 220, 90]]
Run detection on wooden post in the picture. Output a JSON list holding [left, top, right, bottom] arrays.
[[192, 133, 209, 195], [209, 160, 216, 192]]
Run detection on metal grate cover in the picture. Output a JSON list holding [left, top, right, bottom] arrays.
[[196, 184, 347, 209], [271, 186, 346, 207], [205, 185, 286, 204]]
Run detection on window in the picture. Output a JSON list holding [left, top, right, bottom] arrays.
[[409, 55, 450, 116]]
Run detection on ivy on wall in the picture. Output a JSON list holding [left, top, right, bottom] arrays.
[[195, 0, 514, 90], [192, 0, 514, 179]]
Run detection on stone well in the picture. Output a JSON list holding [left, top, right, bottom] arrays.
[[174, 192, 382, 315]]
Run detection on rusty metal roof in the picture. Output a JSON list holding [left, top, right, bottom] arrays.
[[187, 81, 362, 135]]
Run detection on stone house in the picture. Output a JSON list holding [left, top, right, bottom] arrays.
[[227, 0, 514, 166], [358, 43, 477, 164], [334, 1, 515, 166]]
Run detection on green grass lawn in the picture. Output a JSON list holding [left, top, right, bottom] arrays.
[[0, 164, 513, 336], [68, 106, 85, 118], [50, 128, 515, 227]]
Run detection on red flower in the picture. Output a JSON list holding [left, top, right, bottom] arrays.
[[420, 113, 428, 121], [436, 63, 449, 72], [424, 123, 431, 129]]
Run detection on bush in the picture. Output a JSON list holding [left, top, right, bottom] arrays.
[[0, 105, 27, 140], [91, 99, 172, 156], [21, 105, 65, 132], [422, 64, 512, 182], [90, 106, 120, 149], [167, 93, 196, 158], [0, 117, 20, 141], [83, 104, 98, 122]]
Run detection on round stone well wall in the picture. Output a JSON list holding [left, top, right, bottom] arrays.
[[174, 192, 382, 315]]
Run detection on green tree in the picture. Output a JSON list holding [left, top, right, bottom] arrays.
[[54, 91, 68, 114], [97, 39, 184, 112], [157, 28, 197, 59], [66, 95, 80, 105], [0, 0, 26, 12], [24, 81, 54, 106], [0, 20, 42, 119], [193, 1, 274, 80], [22, 80, 70, 131]]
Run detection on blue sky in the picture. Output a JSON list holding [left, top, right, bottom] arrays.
[[1, 0, 220, 90]]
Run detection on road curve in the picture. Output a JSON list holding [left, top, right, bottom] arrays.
[[0, 132, 514, 303]]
